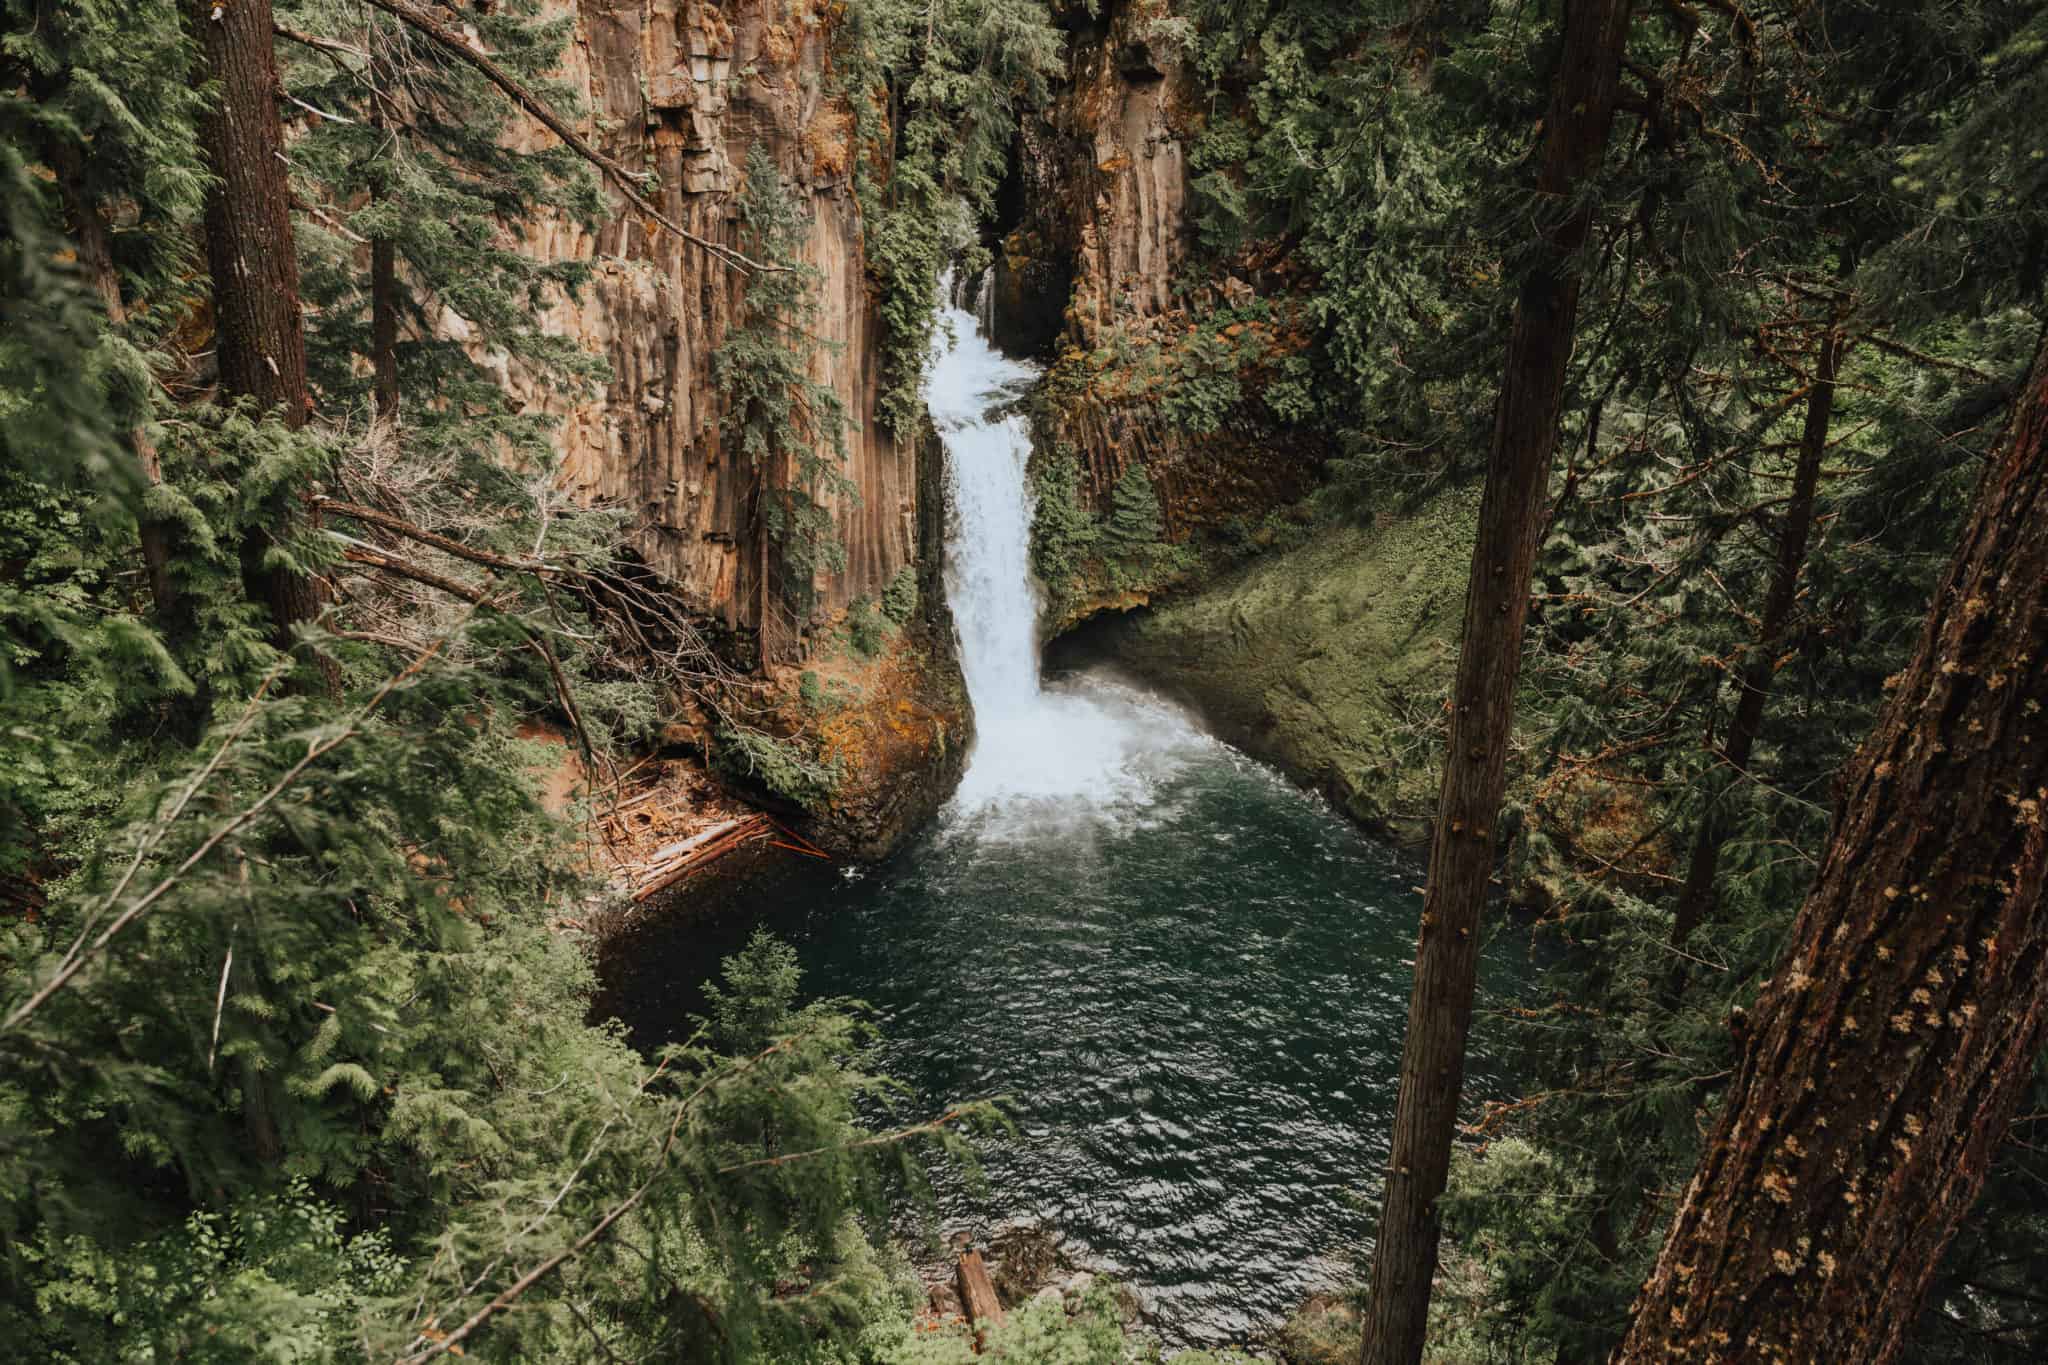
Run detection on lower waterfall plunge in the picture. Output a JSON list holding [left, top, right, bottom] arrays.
[[601, 281, 1526, 1346]]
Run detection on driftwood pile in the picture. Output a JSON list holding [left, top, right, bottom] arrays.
[[591, 761, 832, 902], [627, 814, 774, 902]]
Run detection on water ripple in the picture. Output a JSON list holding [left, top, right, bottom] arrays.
[[599, 672, 1524, 1348]]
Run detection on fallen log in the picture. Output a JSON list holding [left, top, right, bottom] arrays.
[[956, 1250, 1005, 1340], [771, 821, 831, 859], [630, 814, 771, 902], [641, 819, 749, 868]]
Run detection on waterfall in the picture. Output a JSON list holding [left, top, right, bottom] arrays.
[[928, 277, 1042, 731], [930, 274, 1199, 817]]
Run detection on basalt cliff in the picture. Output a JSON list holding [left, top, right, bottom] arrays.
[[508, 0, 1464, 852], [497, 0, 966, 857]]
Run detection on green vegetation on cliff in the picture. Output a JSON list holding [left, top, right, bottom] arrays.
[[718, 145, 855, 611], [830, 0, 1065, 431], [1029, 446, 1195, 635]]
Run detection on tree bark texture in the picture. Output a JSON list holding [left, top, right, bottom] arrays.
[[1613, 336, 2048, 1364], [1670, 324, 1845, 953], [195, 0, 308, 424], [369, 40, 401, 421], [370, 219, 400, 419], [191, 0, 326, 651], [1360, 4, 1636, 1362]]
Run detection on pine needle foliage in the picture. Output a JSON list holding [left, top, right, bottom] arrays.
[[281, 0, 609, 466], [0, 8, 1001, 1359]]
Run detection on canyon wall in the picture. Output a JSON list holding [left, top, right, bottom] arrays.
[[994, 1, 1321, 613], [470, 0, 970, 855], [497, 0, 910, 655]]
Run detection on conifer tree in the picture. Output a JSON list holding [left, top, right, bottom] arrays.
[[1432, 3, 2048, 1354], [187, 0, 332, 671], [3, 0, 208, 613], [1361, 4, 1636, 1360], [279, 0, 606, 462], [716, 145, 853, 664]]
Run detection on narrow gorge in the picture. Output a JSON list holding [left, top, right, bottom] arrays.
[[11, 1, 2043, 1361], [602, 281, 1522, 1347], [501, 0, 1465, 857]]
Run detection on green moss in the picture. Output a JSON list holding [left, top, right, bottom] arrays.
[[842, 595, 892, 659], [1103, 486, 1479, 838], [880, 564, 919, 625]]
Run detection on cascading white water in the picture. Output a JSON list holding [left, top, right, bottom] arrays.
[[931, 275, 1203, 817]]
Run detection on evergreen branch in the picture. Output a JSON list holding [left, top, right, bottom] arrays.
[[316, 496, 572, 577], [46, 660, 289, 989], [340, 543, 493, 604], [1, 635, 455, 1034], [398, 1091, 978, 1364], [336, 544, 590, 754], [1857, 330, 2000, 387], [398, 1037, 796, 1363], [274, 23, 370, 63], [323, 498, 762, 741], [352, 0, 785, 276], [713, 1104, 977, 1174]]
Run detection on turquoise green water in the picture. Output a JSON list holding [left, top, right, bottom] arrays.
[[597, 671, 1523, 1346]]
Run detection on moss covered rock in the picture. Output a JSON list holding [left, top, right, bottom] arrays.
[[1079, 488, 1477, 843]]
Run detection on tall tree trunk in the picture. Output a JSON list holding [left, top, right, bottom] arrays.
[[190, 0, 326, 652], [1612, 336, 2048, 1365], [369, 42, 401, 420], [371, 234, 400, 419], [1359, 4, 1636, 1362], [1669, 323, 1845, 955], [46, 141, 176, 615]]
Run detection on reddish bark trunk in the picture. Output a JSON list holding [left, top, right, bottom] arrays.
[[1612, 336, 2048, 1364], [190, 0, 327, 653], [1359, 4, 1636, 1362], [1670, 324, 1845, 954], [194, 0, 308, 424]]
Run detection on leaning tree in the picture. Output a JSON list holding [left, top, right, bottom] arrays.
[[1612, 332, 2048, 1362]]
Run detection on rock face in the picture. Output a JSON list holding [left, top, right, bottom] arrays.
[[506, 0, 914, 656], [469, 1, 972, 855], [998, 1, 1191, 354], [998, 0, 1322, 608]]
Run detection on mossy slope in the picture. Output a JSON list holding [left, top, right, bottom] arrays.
[[1087, 488, 1478, 841]]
